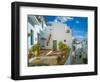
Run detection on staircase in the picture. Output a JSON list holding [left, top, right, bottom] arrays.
[[46, 34, 51, 46]]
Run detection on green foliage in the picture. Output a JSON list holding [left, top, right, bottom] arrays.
[[28, 43, 40, 56], [58, 41, 69, 51], [83, 58, 87, 64], [66, 29, 70, 33], [28, 32, 32, 37]]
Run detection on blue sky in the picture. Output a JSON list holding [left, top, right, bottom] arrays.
[[44, 16, 88, 40]]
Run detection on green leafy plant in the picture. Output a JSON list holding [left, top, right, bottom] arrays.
[[28, 43, 40, 57], [83, 58, 87, 64], [58, 41, 69, 51], [66, 29, 70, 33], [28, 32, 32, 37]]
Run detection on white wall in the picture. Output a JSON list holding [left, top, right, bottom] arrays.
[[43, 26, 52, 49], [52, 22, 72, 49], [0, 0, 99, 82], [28, 22, 40, 48], [44, 22, 72, 50]]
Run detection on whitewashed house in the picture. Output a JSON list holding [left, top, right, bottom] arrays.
[[81, 37, 88, 59], [28, 16, 73, 65], [39, 22, 72, 50], [28, 16, 47, 49], [28, 16, 72, 51]]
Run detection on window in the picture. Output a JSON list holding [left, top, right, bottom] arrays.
[[64, 40, 66, 42], [30, 30, 34, 45]]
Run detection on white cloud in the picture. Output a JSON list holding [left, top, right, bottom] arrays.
[[54, 19, 58, 22], [77, 35, 84, 39], [54, 16, 74, 23], [65, 17, 74, 20]]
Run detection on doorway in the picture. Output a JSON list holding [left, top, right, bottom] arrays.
[[53, 40, 57, 51]]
